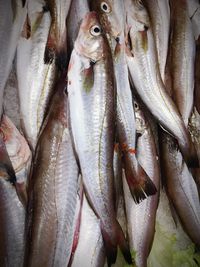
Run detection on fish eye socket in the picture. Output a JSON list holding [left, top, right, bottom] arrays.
[[100, 2, 111, 13], [90, 25, 102, 36]]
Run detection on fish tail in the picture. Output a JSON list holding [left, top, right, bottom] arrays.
[[125, 165, 157, 204], [101, 225, 117, 267], [180, 136, 199, 168], [101, 220, 133, 266]]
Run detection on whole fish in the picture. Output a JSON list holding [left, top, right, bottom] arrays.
[[0, 115, 31, 267], [24, 77, 79, 267], [71, 194, 106, 267], [169, 0, 195, 126], [160, 132, 200, 247], [124, 101, 160, 267], [67, 12, 132, 266], [144, 0, 170, 82], [44, 0, 72, 70], [17, 5, 57, 150], [67, 0, 89, 55], [125, 0, 198, 168], [90, 0, 157, 203]]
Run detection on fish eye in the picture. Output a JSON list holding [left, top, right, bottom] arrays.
[[134, 102, 139, 110], [90, 25, 102, 36], [100, 2, 111, 13]]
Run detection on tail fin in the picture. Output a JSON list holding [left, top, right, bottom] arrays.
[[101, 220, 133, 267], [125, 165, 157, 204], [179, 135, 199, 169]]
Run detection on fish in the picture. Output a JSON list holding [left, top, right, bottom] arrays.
[[169, 0, 196, 127], [160, 131, 200, 247], [71, 194, 106, 267], [17, 5, 58, 150], [67, 12, 132, 266], [67, 0, 89, 55], [186, 0, 200, 40], [123, 101, 160, 267], [44, 0, 72, 70], [91, 0, 157, 203], [0, 114, 31, 267], [124, 0, 199, 168], [24, 76, 79, 267], [144, 0, 170, 82]]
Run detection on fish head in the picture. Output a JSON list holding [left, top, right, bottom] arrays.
[[74, 11, 106, 62], [90, 0, 124, 42], [134, 101, 147, 135]]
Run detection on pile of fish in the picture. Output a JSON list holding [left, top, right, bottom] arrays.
[[0, 0, 200, 266]]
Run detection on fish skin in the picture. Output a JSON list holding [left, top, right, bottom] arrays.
[[170, 0, 195, 127], [68, 12, 132, 266], [124, 101, 160, 267], [90, 0, 123, 39], [0, 179, 25, 267], [67, 0, 89, 56], [0, 115, 31, 267], [24, 78, 79, 267], [44, 0, 72, 69], [194, 36, 200, 114], [17, 7, 57, 150], [125, 0, 199, 169], [0, 115, 32, 207], [160, 132, 200, 247], [0, 0, 27, 118], [71, 194, 106, 267], [144, 0, 170, 82], [91, 0, 157, 203]]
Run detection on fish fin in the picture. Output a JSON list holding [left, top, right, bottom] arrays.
[[55, 48, 68, 72], [101, 220, 133, 266], [180, 139, 199, 168], [31, 8, 47, 37], [44, 27, 56, 64], [125, 166, 157, 204], [21, 14, 31, 39], [81, 64, 94, 93], [115, 221, 133, 265], [114, 42, 121, 61], [101, 225, 118, 267], [15, 182, 28, 208]]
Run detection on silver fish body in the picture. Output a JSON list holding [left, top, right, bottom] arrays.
[[67, 0, 89, 54], [160, 132, 200, 247], [68, 12, 132, 265], [17, 7, 57, 150], [170, 0, 196, 126], [144, 0, 170, 82], [125, 0, 198, 168], [24, 81, 79, 267], [71, 195, 105, 267], [124, 102, 160, 267]]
